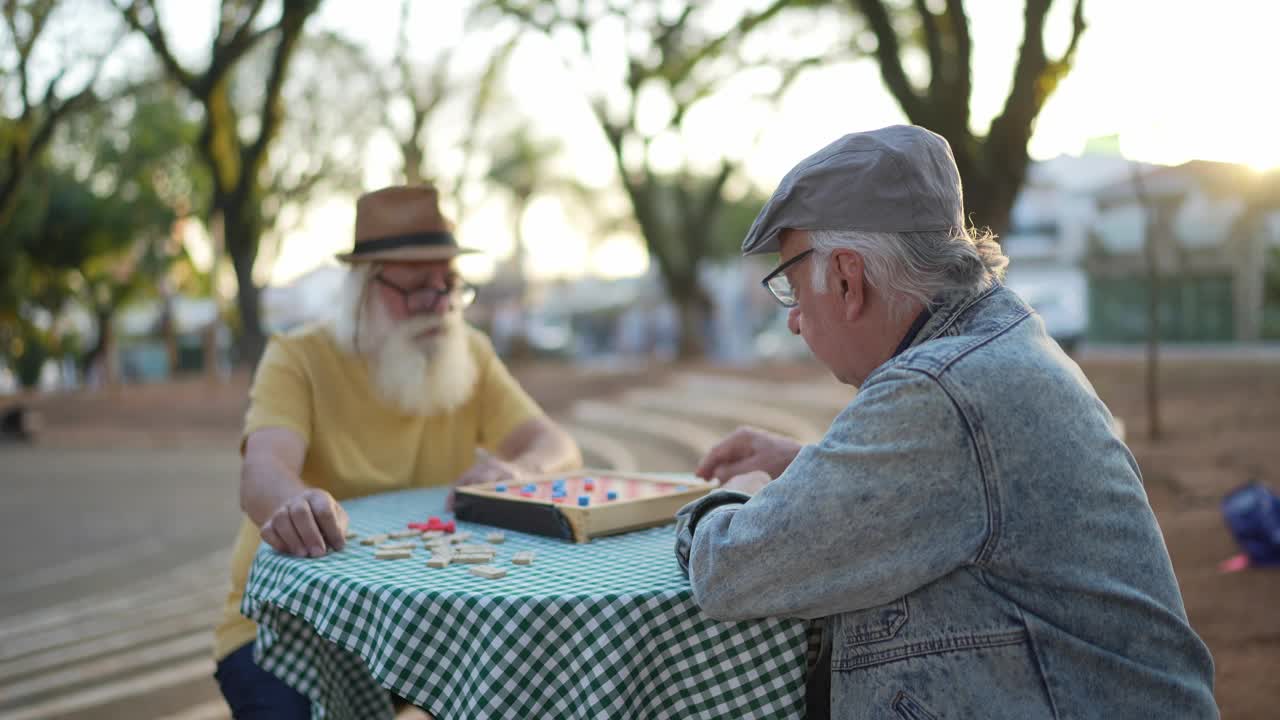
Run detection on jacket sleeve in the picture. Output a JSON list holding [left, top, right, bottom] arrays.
[[683, 366, 990, 621]]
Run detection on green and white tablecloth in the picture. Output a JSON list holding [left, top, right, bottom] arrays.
[[241, 486, 812, 720]]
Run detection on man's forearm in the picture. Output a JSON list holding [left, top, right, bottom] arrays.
[[504, 424, 582, 475], [240, 453, 307, 527]]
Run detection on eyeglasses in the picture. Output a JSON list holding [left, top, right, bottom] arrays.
[[374, 274, 478, 310], [760, 249, 815, 307]]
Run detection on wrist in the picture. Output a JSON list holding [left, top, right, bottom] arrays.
[[509, 452, 563, 476]]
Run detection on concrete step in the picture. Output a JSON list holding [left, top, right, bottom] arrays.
[[620, 387, 824, 443], [0, 656, 215, 720], [672, 372, 853, 420], [0, 546, 228, 720], [0, 631, 215, 709], [570, 400, 720, 470], [561, 422, 640, 472], [0, 552, 227, 664]]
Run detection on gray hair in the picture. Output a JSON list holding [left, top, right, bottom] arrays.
[[808, 227, 1008, 321], [328, 262, 381, 353]]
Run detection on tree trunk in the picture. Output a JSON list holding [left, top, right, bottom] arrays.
[[0, 167, 25, 234], [222, 199, 266, 365], [667, 278, 710, 359], [202, 322, 221, 383], [960, 167, 1022, 237], [85, 307, 119, 388], [160, 294, 179, 376], [1145, 262, 1161, 442], [1131, 169, 1162, 441]]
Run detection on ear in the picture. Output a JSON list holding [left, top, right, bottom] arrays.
[[831, 250, 866, 322]]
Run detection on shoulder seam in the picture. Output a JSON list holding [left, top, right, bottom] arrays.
[[901, 367, 998, 567], [937, 309, 1032, 374]]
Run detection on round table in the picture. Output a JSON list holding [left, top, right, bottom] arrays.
[[242, 487, 812, 719]]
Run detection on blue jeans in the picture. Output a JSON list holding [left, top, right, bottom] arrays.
[[214, 643, 310, 720]]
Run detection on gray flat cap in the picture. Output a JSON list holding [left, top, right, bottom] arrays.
[[741, 124, 965, 255]]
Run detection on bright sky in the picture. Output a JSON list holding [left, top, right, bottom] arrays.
[[115, 0, 1280, 287]]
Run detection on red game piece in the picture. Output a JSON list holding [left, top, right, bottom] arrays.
[[409, 516, 455, 533]]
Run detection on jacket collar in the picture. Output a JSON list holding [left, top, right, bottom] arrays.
[[900, 281, 1004, 354]]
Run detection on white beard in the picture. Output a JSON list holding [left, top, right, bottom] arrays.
[[327, 267, 479, 417], [368, 311, 478, 417]]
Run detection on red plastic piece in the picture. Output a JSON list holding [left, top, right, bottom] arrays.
[[409, 516, 456, 533]]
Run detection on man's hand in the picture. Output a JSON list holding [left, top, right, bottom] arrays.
[[447, 455, 527, 511], [695, 426, 803, 483], [260, 489, 348, 558], [722, 470, 773, 495]]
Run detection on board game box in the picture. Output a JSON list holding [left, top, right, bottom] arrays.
[[454, 471, 716, 543]]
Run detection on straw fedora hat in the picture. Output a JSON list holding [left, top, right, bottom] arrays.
[[335, 185, 480, 263]]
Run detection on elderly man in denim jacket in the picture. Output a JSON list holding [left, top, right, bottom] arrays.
[[675, 125, 1217, 718]]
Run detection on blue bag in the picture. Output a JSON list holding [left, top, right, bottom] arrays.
[[1221, 482, 1280, 566]]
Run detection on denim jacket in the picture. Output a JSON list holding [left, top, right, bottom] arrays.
[[675, 284, 1217, 719]]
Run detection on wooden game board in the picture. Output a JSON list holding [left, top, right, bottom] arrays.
[[454, 471, 716, 543]]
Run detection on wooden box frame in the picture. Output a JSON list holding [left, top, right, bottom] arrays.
[[454, 471, 716, 543]]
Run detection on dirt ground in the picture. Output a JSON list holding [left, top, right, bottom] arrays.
[[7, 353, 1279, 717], [1079, 357, 1280, 719]]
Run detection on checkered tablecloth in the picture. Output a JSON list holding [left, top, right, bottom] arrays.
[[241, 486, 812, 720]]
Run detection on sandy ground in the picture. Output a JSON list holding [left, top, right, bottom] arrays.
[[1080, 356, 1280, 719], [4, 351, 1278, 717]]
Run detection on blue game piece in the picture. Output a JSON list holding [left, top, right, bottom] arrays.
[[523, 483, 537, 493], [495, 484, 507, 492], [552, 488, 566, 498], [578, 495, 590, 507], [606, 490, 618, 501]]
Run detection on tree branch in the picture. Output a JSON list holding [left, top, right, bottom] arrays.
[[203, 24, 279, 97], [912, 0, 944, 102], [2, 0, 43, 111], [664, 0, 791, 89], [987, 0, 1052, 157], [242, 4, 310, 182], [943, 0, 972, 131], [1054, 0, 1086, 69], [114, 0, 197, 91], [654, 3, 695, 58], [689, 160, 733, 259], [215, 0, 267, 56], [452, 33, 518, 220], [855, 0, 924, 121]]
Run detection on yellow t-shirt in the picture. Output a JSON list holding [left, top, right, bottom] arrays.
[[213, 323, 543, 660]]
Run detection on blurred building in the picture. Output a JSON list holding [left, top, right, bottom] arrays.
[[1002, 151, 1152, 351], [115, 296, 230, 382], [1087, 161, 1280, 342], [260, 265, 348, 333]]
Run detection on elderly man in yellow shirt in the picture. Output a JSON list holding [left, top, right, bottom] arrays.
[[212, 185, 582, 719]]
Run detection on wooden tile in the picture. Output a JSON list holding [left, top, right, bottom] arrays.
[[469, 565, 507, 579], [374, 548, 412, 560]]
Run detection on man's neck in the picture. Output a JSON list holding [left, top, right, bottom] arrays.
[[843, 298, 925, 386]]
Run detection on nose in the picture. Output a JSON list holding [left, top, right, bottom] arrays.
[[787, 307, 802, 336], [408, 289, 452, 316]]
